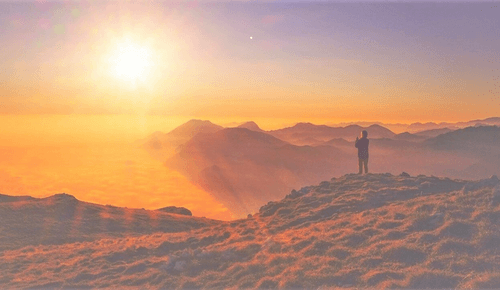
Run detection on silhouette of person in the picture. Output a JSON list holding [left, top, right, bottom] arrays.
[[355, 130, 369, 174]]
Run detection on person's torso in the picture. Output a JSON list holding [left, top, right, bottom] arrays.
[[357, 138, 369, 158]]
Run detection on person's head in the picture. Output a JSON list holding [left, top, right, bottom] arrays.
[[361, 130, 368, 138]]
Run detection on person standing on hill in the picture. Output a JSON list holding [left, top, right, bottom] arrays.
[[355, 130, 369, 174]]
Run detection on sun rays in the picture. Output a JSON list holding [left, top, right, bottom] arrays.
[[109, 39, 154, 87]]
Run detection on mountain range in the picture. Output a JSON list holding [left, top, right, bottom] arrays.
[[332, 117, 500, 134], [167, 127, 349, 217], [144, 118, 500, 218], [267, 123, 395, 145]]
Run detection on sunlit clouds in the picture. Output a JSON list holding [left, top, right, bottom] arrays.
[[0, 115, 233, 220], [0, 144, 231, 220]]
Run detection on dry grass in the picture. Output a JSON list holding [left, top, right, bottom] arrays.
[[1, 173, 500, 288]]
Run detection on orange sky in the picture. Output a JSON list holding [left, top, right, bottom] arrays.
[[0, 115, 235, 220], [1, 2, 499, 220], [1, 2, 499, 123]]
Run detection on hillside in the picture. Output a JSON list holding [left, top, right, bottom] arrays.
[[424, 125, 500, 153], [0, 193, 221, 252], [422, 126, 500, 179], [166, 127, 348, 217], [2, 173, 500, 288]]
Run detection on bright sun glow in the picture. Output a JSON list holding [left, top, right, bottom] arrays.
[[110, 40, 153, 85]]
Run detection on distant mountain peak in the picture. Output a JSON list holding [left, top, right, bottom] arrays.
[[344, 124, 363, 129], [394, 131, 427, 141], [156, 206, 192, 216], [237, 121, 264, 132], [185, 119, 215, 125], [217, 127, 286, 145], [45, 193, 78, 203], [174, 119, 219, 129], [293, 122, 316, 128], [367, 124, 385, 128], [53, 193, 77, 199], [239, 121, 258, 126], [167, 119, 223, 138]]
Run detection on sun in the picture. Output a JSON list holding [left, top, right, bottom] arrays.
[[109, 40, 153, 85]]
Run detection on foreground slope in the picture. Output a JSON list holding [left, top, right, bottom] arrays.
[[0, 193, 221, 252], [2, 173, 500, 288]]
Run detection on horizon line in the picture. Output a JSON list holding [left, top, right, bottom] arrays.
[[0, 113, 498, 126]]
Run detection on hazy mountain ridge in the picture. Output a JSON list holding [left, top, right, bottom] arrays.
[[166, 127, 349, 217], [408, 118, 500, 132], [237, 121, 265, 132], [333, 117, 500, 133], [422, 126, 500, 179], [393, 132, 427, 142], [0, 193, 220, 252], [414, 127, 454, 138], [142, 119, 224, 161], [3, 173, 500, 289], [321, 137, 352, 147], [424, 125, 500, 152], [143, 119, 500, 218], [267, 122, 395, 145], [143, 120, 223, 152]]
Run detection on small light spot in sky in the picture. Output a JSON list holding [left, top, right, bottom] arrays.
[[250, 36, 253, 40], [53, 24, 65, 35], [71, 8, 80, 18]]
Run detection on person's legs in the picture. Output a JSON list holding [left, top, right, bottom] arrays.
[[358, 158, 363, 174], [363, 158, 369, 174]]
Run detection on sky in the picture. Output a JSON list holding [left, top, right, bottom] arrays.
[[1, 1, 499, 123], [0, 1, 499, 219]]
